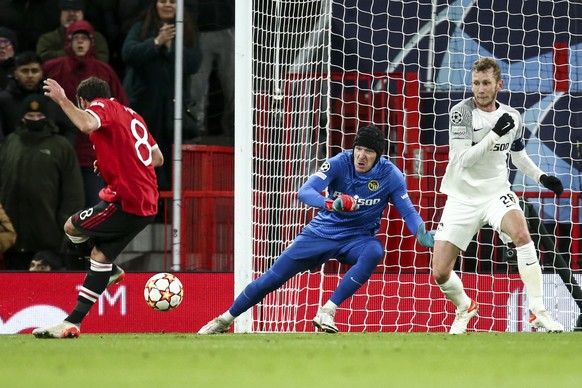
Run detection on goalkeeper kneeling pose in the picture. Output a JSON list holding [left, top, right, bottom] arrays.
[[198, 125, 435, 334]]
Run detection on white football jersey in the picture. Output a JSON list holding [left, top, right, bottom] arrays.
[[440, 97, 525, 203]]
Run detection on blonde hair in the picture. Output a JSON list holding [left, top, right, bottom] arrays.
[[472, 57, 501, 81]]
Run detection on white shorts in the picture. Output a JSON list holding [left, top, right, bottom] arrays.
[[434, 191, 522, 251]]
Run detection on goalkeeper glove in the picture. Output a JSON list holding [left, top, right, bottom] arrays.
[[491, 113, 515, 137], [325, 194, 359, 212], [416, 222, 435, 248], [539, 174, 564, 197]]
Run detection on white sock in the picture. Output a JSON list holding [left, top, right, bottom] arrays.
[[67, 233, 88, 244], [322, 300, 338, 313], [516, 241, 545, 313], [220, 311, 236, 324], [438, 271, 471, 311]]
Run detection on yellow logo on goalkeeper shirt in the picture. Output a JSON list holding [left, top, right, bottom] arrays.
[[368, 180, 379, 191]]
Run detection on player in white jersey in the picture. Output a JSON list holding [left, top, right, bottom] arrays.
[[433, 57, 565, 334]]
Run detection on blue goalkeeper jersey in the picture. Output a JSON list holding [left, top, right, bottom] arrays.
[[297, 150, 422, 239]]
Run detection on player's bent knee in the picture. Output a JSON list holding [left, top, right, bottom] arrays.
[[63, 217, 78, 235], [366, 240, 384, 262], [511, 231, 532, 247]]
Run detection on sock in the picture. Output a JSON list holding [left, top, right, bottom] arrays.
[[220, 311, 236, 324], [516, 241, 545, 313], [438, 271, 471, 310], [66, 259, 112, 325], [322, 300, 338, 313]]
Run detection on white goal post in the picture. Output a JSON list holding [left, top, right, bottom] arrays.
[[234, 0, 582, 333]]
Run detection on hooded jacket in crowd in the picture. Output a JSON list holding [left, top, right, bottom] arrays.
[[0, 94, 84, 259]]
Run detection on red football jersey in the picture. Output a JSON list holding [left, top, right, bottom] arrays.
[[85, 98, 159, 216]]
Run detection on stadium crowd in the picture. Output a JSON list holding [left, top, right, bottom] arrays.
[[0, 0, 235, 271]]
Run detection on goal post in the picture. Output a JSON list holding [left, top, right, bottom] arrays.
[[235, 0, 582, 333]]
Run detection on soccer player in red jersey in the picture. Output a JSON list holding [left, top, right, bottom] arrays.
[[33, 76, 164, 339]]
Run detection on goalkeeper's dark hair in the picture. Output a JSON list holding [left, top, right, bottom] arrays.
[[76, 76, 112, 102], [353, 125, 386, 165], [472, 57, 501, 82]]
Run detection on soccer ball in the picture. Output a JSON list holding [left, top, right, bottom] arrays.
[[144, 273, 184, 311]]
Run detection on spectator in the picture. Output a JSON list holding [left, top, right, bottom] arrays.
[[122, 0, 202, 191], [0, 27, 18, 90], [29, 250, 62, 271], [0, 202, 16, 255], [0, 94, 84, 270], [0, 51, 65, 141], [43, 20, 128, 208], [36, 0, 110, 64], [190, 0, 234, 144]]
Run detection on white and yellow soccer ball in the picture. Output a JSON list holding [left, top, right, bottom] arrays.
[[144, 273, 184, 311]]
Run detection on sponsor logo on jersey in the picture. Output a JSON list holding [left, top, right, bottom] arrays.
[[368, 180, 379, 191], [332, 191, 381, 207], [319, 162, 331, 172], [356, 197, 381, 206], [491, 143, 510, 151], [400, 193, 409, 200]]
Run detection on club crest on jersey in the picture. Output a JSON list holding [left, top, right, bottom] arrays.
[[368, 180, 379, 191]]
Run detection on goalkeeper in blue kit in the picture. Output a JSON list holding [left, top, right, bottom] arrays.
[[199, 125, 435, 334]]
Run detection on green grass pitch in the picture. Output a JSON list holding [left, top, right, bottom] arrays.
[[1, 332, 580, 387]]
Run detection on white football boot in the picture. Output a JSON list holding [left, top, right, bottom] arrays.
[[529, 310, 564, 333], [198, 317, 232, 334], [449, 299, 479, 335], [107, 266, 125, 287], [312, 308, 339, 333], [32, 321, 80, 339]]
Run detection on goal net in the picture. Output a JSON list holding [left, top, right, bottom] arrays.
[[235, 0, 582, 332]]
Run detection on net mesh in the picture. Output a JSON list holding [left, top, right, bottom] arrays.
[[246, 0, 582, 332]]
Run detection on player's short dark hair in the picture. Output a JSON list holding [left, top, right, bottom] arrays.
[[472, 57, 501, 81], [76, 76, 111, 102], [353, 125, 386, 161], [14, 51, 43, 68]]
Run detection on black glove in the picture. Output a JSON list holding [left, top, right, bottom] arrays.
[[492, 113, 515, 137], [540, 174, 564, 197]]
